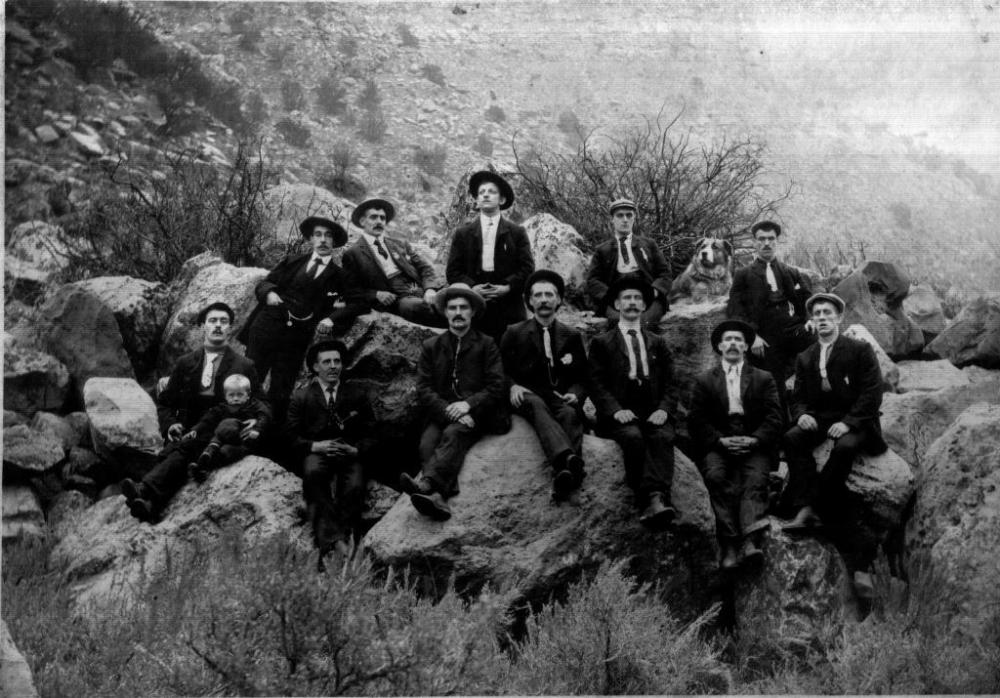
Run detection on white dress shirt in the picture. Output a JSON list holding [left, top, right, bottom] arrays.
[[616, 233, 640, 274], [723, 360, 744, 415], [618, 320, 649, 380], [307, 252, 332, 279], [480, 214, 500, 272]]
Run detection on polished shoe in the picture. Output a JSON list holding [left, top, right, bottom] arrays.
[[853, 571, 874, 601], [552, 469, 576, 501], [720, 544, 740, 570], [564, 453, 585, 479], [410, 491, 452, 521], [399, 472, 433, 495], [639, 492, 676, 530], [740, 538, 764, 567], [782, 506, 822, 533], [120, 478, 144, 502], [188, 461, 208, 484], [197, 443, 220, 469], [127, 497, 156, 523]]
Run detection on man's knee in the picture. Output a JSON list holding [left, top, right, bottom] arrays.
[[519, 392, 550, 418], [831, 431, 865, 457]]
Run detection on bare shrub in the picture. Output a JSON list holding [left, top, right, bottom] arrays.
[[397, 22, 420, 47], [338, 34, 359, 60], [356, 78, 382, 111], [266, 41, 293, 68], [237, 25, 262, 52], [280, 79, 307, 112], [314, 76, 347, 116], [275, 116, 311, 147], [475, 132, 494, 157], [421, 63, 446, 86], [413, 143, 448, 178], [557, 109, 581, 135], [358, 108, 387, 143], [485, 104, 506, 123], [242, 90, 269, 129]]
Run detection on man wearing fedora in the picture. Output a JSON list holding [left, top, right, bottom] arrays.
[[286, 339, 375, 570], [239, 216, 361, 422], [500, 269, 590, 501], [585, 198, 673, 329], [588, 275, 678, 528], [399, 283, 509, 520], [342, 197, 445, 328], [688, 319, 784, 570], [121, 301, 262, 523], [446, 170, 534, 341]]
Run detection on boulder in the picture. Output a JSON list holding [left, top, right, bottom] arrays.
[[895, 359, 970, 393], [3, 221, 77, 299], [1, 620, 39, 698], [880, 371, 1000, 470], [842, 324, 899, 393], [905, 403, 1000, 640], [263, 183, 356, 249], [903, 283, 946, 338], [64, 411, 92, 448], [83, 378, 163, 480], [3, 425, 66, 478], [62, 447, 103, 495], [34, 123, 60, 143], [3, 333, 70, 415], [832, 261, 924, 357], [37, 285, 134, 393], [29, 411, 81, 450], [4, 410, 28, 427], [1, 485, 46, 544], [365, 417, 718, 617], [69, 130, 105, 157], [521, 213, 590, 306], [157, 259, 267, 372], [47, 490, 95, 541], [926, 296, 1000, 369], [50, 457, 305, 610]]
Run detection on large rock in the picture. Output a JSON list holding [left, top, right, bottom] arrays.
[[880, 370, 1000, 470], [3, 424, 66, 477], [29, 411, 81, 450], [905, 403, 1000, 640], [521, 213, 590, 307], [1, 620, 39, 698], [842, 324, 899, 392], [70, 276, 171, 377], [157, 259, 267, 372], [833, 261, 924, 357], [365, 417, 718, 617], [3, 221, 77, 299], [926, 296, 1000, 369], [2, 485, 46, 544], [3, 332, 70, 415], [896, 359, 970, 393], [50, 457, 304, 610], [83, 378, 163, 480], [903, 283, 946, 338], [263, 183, 356, 249]]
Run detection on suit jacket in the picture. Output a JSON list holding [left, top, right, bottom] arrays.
[[790, 334, 887, 453], [500, 318, 589, 404], [687, 362, 783, 455], [157, 346, 261, 434], [342, 236, 438, 304], [726, 258, 811, 335], [191, 397, 272, 440], [585, 235, 672, 312], [417, 329, 509, 432], [285, 380, 376, 461], [588, 326, 677, 422]]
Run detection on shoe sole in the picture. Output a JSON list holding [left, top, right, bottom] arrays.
[[120, 479, 141, 501], [410, 493, 451, 521], [640, 508, 676, 530], [552, 470, 576, 501], [127, 499, 155, 523]]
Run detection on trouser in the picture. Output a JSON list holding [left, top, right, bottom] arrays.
[[302, 453, 365, 554], [418, 421, 483, 497], [749, 319, 814, 421], [515, 392, 584, 478], [204, 417, 250, 465], [603, 419, 675, 502], [475, 298, 526, 343], [142, 438, 207, 510], [700, 448, 771, 541], [782, 422, 868, 517], [368, 295, 447, 328], [604, 298, 667, 333]]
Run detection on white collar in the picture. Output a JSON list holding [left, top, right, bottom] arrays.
[[722, 359, 744, 374], [363, 232, 388, 247], [310, 252, 332, 265], [617, 319, 642, 334], [480, 212, 501, 224], [818, 334, 838, 348], [616, 231, 633, 242]]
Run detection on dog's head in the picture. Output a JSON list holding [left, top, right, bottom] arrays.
[[693, 238, 733, 269]]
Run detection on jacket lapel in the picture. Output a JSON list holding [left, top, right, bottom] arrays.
[[361, 238, 390, 281], [472, 220, 484, 271], [739, 362, 753, 400]]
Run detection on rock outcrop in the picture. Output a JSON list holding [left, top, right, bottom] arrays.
[[926, 296, 1000, 369], [263, 183, 355, 249], [1, 620, 39, 698], [83, 377, 163, 481], [28, 411, 82, 450], [3, 220, 77, 300], [842, 324, 899, 393], [833, 261, 924, 357], [3, 332, 70, 415], [895, 359, 969, 393], [3, 424, 66, 478], [902, 283, 946, 339], [2, 485, 46, 544], [658, 297, 728, 426], [522, 213, 590, 306]]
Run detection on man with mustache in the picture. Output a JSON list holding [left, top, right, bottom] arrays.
[[588, 275, 678, 529], [585, 198, 673, 330], [399, 283, 509, 520], [341, 198, 445, 328], [446, 170, 534, 341], [688, 319, 783, 570], [121, 302, 262, 523], [500, 270, 590, 501]]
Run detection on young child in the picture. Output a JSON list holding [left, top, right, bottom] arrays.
[[185, 374, 272, 482]]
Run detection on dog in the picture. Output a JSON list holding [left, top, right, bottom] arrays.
[[668, 237, 734, 303]]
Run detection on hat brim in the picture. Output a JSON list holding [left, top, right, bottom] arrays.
[[351, 198, 396, 228], [603, 275, 655, 308], [299, 217, 348, 247], [523, 269, 566, 306], [435, 287, 486, 316], [711, 320, 757, 353], [608, 202, 637, 216], [468, 170, 514, 210]]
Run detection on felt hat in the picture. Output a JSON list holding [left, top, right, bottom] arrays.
[[351, 198, 396, 227], [608, 198, 637, 215], [805, 292, 846, 314], [196, 301, 235, 325], [710, 319, 757, 354], [523, 269, 566, 306], [603, 273, 655, 308], [306, 339, 349, 371], [299, 216, 348, 247], [435, 283, 486, 316], [468, 170, 514, 209]]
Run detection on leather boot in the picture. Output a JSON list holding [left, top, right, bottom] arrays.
[[639, 492, 676, 530]]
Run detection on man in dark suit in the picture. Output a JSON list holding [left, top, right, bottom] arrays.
[[589, 275, 678, 529], [239, 216, 362, 422], [726, 221, 815, 417], [121, 302, 262, 522], [585, 198, 672, 329], [399, 283, 509, 520], [342, 197, 445, 328], [500, 270, 590, 501], [688, 319, 784, 570], [446, 170, 534, 341], [286, 340, 375, 570]]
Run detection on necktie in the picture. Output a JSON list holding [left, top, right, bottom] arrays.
[[765, 262, 778, 292], [451, 336, 462, 397], [628, 329, 647, 380], [327, 385, 338, 423], [542, 326, 553, 366], [201, 354, 219, 389], [374, 238, 389, 259], [819, 344, 832, 392], [619, 236, 631, 265], [309, 257, 324, 279], [727, 365, 742, 414]]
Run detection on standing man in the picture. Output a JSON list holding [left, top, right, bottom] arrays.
[[239, 216, 359, 422], [399, 283, 509, 520], [588, 275, 678, 529], [286, 340, 375, 570], [688, 319, 784, 570], [585, 198, 672, 329], [726, 220, 815, 416], [342, 197, 445, 327], [446, 170, 534, 341], [500, 269, 589, 501], [121, 302, 261, 522]]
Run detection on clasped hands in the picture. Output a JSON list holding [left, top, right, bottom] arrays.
[[445, 400, 475, 428], [472, 283, 509, 300], [170, 419, 260, 443], [509, 384, 578, 408], [718, 435, 758, 454], [312, 438, 358, 457], [613, 408, 669, 426], [797, 414, 850, 439]]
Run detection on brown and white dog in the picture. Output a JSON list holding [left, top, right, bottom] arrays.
[[668, 237, 734, 303]]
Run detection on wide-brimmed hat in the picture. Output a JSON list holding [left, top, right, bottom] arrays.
[[196, 301, 235, 325], [299, 216, 348, 247], [608, 198, 637, 215], [306, 339, 349, 371], [710, 319, 757, 354], [805, 292, 846, 314], [603, 274, 655, 308], [350, 198, 396, 228], [468, 170, 514, 209], [523, 269, 566, 306], [435, 283, 486, 315]]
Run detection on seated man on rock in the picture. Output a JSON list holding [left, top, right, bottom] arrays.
[[588, 275, 678, 529], [341, 197, 446, 328], [688, 319, 783, 570], [399, 283, 509, 521], [286, 340, 375, 570], [500, 269, 589, 501], [122, 302, 261, 523]]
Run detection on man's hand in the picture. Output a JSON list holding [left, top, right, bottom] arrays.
[[556, 391, 579, 406], [491, 284, 510, 298], [375, 291, 396, 306], [797, 414, 818, 431], [510, 384, 532, 407], [167, 423, 184, 442], [240, 419, 259, 441], [751, 335, 769, 358], [156, 376, 171, 396], [827, 421, 850, 439], [458, 415, 476, 428], [266, 291, 284, 306], [720, 435, 758, 454], [647, 409, 669, 426], [473, 283, 496, 299], [182, 430, 197, 441], [312, 439, 356, 457], [445, 401, 471, 421], [316, 318, 334, 335], [613, 409, 638, 424], [804, 319, 818, 334], [423, 288, 437, 305]]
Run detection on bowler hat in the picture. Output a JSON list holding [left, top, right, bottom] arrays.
[[196, 301, 235, 325], [350, 198, 396, 228], [805, 292, 846, 314], [710, 319, 757, 354], [750, 220, 782, 237], [468, 170, 514, 210], [523, 269, 566, 306], [306, 339, 349, 372], [299, 216, 348, 247], [608, 198, 637, 215], [435, 283, 486, 316], [603, 274, 655, 308]]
